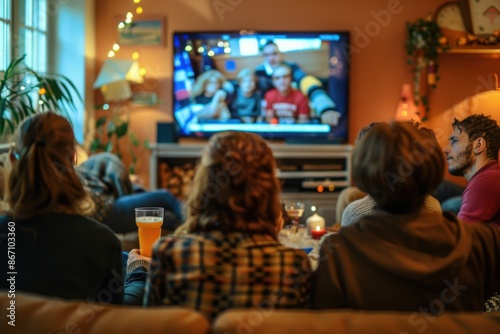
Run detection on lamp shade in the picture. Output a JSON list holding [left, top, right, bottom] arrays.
[[395, 84, 421, 122], [93, 59, 144, 88], [100, 80, 133, 102]]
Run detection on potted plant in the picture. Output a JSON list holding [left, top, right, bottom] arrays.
[[405, 16, 449, 120], [0, 54, 81, 136], [90, 106, 149, 175]]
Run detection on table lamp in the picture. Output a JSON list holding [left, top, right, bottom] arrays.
[[91, 59, 145, 169], [395, 84, 421, 122]]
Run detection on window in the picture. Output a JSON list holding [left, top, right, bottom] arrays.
[[1, 0, 85, 143], [17, 0, 48, 72], [0, 0, 12, 71], [0, 0, 48, 72]]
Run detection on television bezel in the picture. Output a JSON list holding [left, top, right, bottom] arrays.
[[171, 30, 351, 144]]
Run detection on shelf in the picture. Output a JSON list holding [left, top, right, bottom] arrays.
[[277, 171, 347, 179], [150, 142, 353, 191], [440, 47, 500, 58], [149, 143, 353, 226]]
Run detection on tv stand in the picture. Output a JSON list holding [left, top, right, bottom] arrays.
[[285, 137, 344, 145], [150, 143, 352, 225]]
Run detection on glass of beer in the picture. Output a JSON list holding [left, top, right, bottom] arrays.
[[135, 207, 164, 257]]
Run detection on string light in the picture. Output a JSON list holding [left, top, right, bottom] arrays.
[[103, 1, 146, 79]]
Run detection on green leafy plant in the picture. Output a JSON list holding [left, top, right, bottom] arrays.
[[90, 107, 149, 175], [0, 54, 81, 135], [405, 17, 449, 120]]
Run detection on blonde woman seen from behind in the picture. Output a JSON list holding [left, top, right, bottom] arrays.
[[191, 69, 231, 120]]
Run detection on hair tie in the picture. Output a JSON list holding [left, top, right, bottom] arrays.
[[36, 138, 46, 147]]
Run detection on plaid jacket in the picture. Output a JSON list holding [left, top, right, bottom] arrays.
[[144, 230, 311, 320]]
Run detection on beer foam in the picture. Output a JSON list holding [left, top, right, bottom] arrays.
[[136, 216, 163, 223]]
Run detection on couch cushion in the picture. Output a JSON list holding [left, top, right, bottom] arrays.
[[212, 309, 500, 334], [1, 291, 210, 334]]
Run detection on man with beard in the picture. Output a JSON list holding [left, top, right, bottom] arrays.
[[444, 114, 500, 225], [313, 121, 500, 311]]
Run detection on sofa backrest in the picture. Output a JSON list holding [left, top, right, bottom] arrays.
[[3, 292, 500, 334], [212, 309, 500, 334], [0, 291, 210, 334]]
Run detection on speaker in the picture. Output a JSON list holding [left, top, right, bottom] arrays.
[[156, 122, 178, 143]]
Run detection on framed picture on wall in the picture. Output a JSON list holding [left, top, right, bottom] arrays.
[[117, 16, 166, 46], [459, 0, 500, 35]]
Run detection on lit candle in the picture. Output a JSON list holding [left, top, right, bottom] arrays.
[[311, 225, 327, 240], [306, 211, 326, 239]]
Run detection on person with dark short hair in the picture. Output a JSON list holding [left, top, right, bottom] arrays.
[[340, 121, 442, 227], [313, 121, 500, 312]]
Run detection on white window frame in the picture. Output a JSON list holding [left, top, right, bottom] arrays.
[[0, 0, 13, 72], [1, 0, 49, 73], [2, 1, 91, 144]]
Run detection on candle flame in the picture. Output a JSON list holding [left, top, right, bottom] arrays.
[[316, 226, 320, 231]]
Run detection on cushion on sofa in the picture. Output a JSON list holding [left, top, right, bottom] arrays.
[[212, 309, 500, 334], [0, 291, 210, 334]]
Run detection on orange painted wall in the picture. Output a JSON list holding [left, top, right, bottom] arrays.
[[94, 0, 499, 187]]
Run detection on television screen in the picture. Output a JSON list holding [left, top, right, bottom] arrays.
[[172, 30, 350, 143]]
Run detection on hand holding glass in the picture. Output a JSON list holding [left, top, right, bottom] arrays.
[[135, 207, 164, 257]]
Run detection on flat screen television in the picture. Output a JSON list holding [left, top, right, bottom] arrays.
[[172, 30, 350, 143]]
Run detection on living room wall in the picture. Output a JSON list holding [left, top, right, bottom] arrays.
[[93, 0, 499, 187]]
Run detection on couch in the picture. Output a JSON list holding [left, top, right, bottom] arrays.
[[2, 292, 500, 334], [0, 292, 209, 334]]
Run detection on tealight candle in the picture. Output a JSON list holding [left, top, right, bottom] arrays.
[[311, 225, 327, 240]]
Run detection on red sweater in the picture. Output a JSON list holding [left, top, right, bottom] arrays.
[[458, 161, 500, 226], [264, 88, 310, 120]]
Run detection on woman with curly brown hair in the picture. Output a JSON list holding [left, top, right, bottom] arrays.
[[124, 131, 311, 319]]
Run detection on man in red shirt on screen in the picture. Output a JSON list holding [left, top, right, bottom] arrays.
[[444, 114, 500, 226], [263, 64, 310, 124]]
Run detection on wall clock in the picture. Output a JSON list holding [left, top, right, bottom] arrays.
[[435, 1, 467, 32], [459, 0, 500, 35]]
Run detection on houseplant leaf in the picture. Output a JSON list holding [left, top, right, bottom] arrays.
[[0, 54, 82, 136]]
